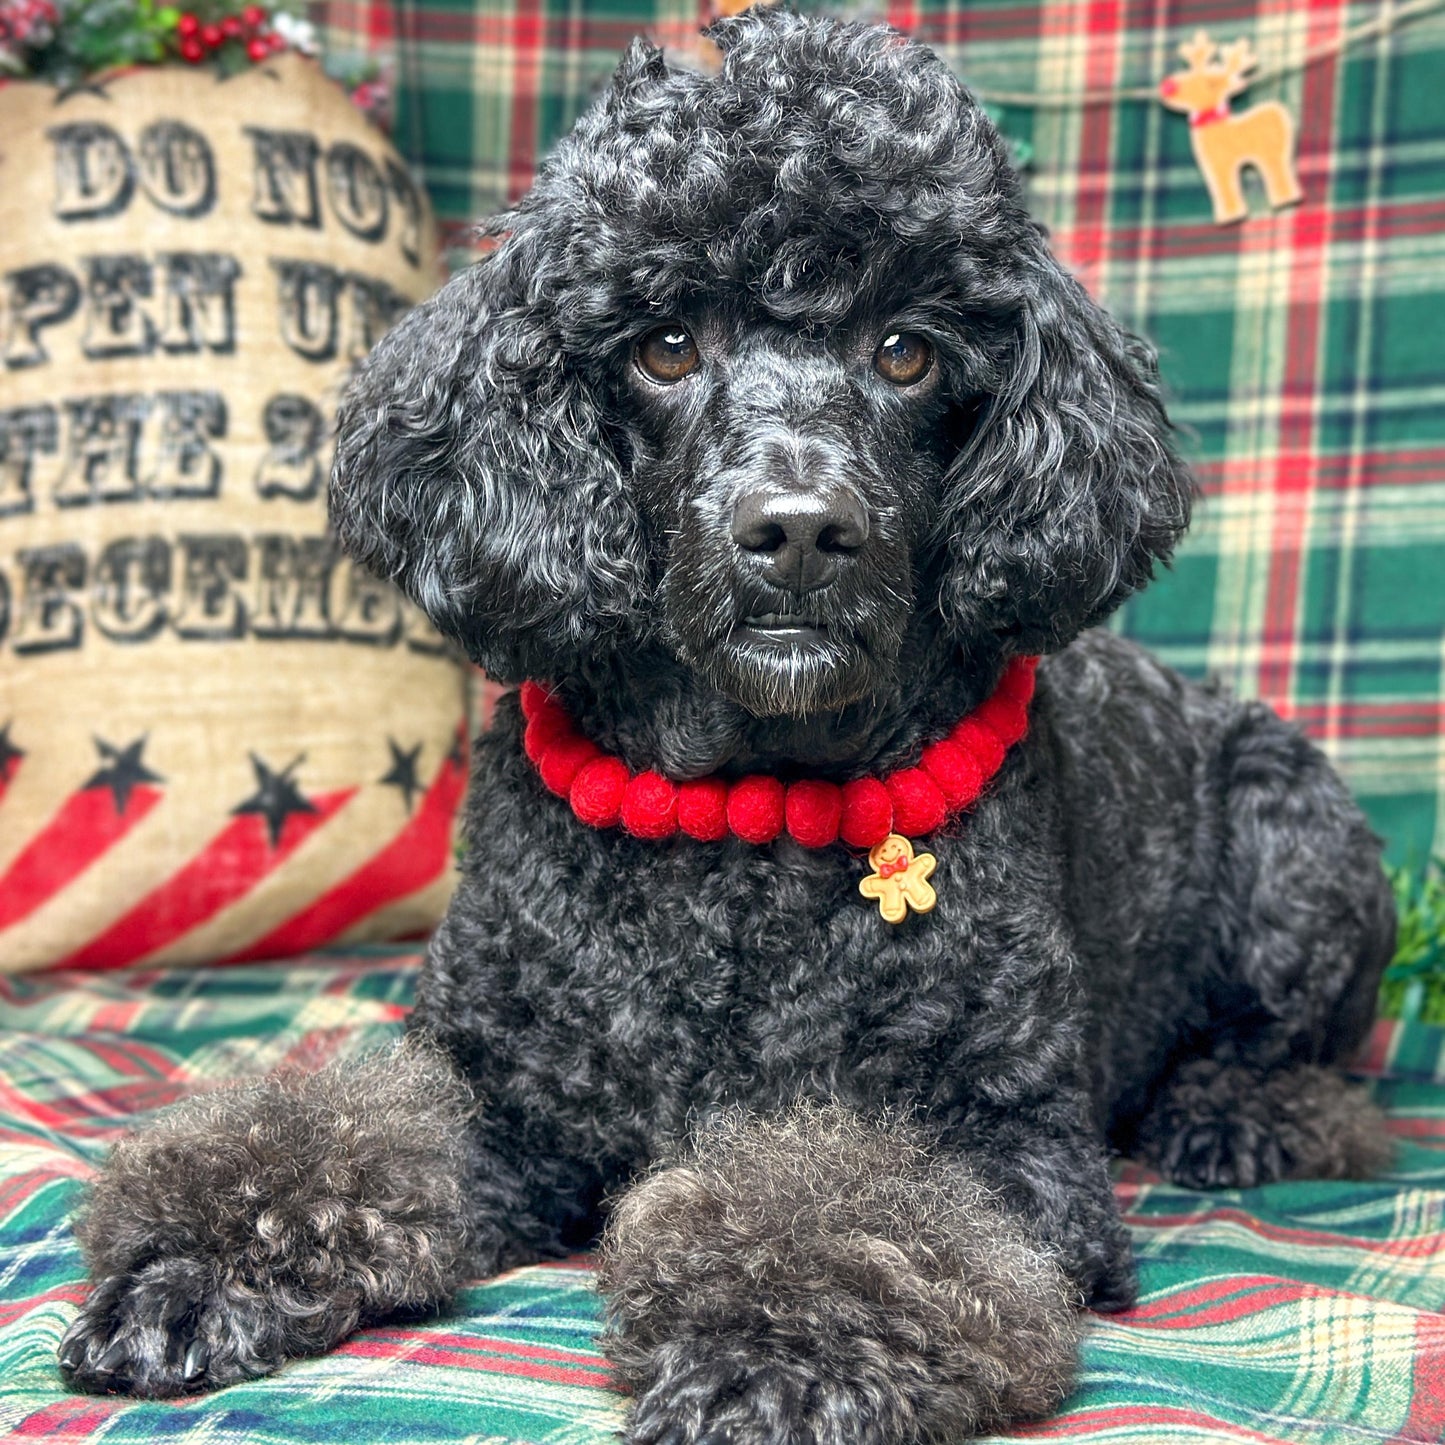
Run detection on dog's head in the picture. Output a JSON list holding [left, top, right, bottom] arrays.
[[331, 9, 1192, 719]]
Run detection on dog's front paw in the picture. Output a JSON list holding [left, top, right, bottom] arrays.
[[601, 1106, 1082, 1444], [1137, 1060, 1392, 1191], [57, 1259, 284, 1397], [623, 1342, 893, 1445]]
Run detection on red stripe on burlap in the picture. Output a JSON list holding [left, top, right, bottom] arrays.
[[1258, 0, 1345, 715], [0, 785, 162, 934], [0, 753, 19, 804], [50, 790, 355, 971], [221, 736, 466, 963]]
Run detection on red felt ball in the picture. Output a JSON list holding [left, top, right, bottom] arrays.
[[537, 734, 599, 797], [951, 716, 1006, 777], [179, 34, 204, 60], [522, 708, 571, 765], [569, 756, 629, 828], [920, 737, 983, 809], [974, 695, 1029, 748], [677, 778, 729, 841], [726, 775, 785, 845], [200, 22, 224, 47], [785, 779, 842, 848], [518, 680, 553, 721], [222, 15, 243, 37], [267, 29, 285, 49], [887, 768, 947, 836], [996, 657, 1039, 708], [839, 777, 893, 849], [621, 771, 679, 839], [176, 12, 199, 36], [246, 35, 269, 61]]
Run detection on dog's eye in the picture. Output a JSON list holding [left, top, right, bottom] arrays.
[[636, 326, 700, 384], [874, 332, 933, 386]]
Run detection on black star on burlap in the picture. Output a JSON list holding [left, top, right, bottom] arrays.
[[84, 735, 164, 813], [378, 738, 424, 815], [232, 753, 318, 847], [0, 722, 23, 784]]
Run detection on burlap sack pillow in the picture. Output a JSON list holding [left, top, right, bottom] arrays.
[[0, 54, 466, 972]]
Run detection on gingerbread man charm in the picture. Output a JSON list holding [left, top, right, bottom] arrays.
[[858, 834, 937, 924]]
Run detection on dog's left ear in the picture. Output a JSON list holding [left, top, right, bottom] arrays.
[[937, 228, 1195, 653], [328, 235, 646, 678]]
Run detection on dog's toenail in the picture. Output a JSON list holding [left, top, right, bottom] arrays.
[[57, 1339, 84, 1371], [183, 1340, 211, 1381], [95, 1340, 131, 1374]]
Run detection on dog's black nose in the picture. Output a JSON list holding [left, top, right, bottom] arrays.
[[731, 484, 869, 592]]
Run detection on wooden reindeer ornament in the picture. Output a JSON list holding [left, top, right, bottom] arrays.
[[1159, 31, 1303, 224]]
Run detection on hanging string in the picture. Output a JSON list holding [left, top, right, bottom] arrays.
[[964, 0, 1445, 108]]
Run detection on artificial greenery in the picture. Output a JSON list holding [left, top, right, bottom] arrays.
[[1378, 858, 1445, 1021], [0, 0, 304, 87]]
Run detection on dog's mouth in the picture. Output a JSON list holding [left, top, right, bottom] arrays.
[[737, 611, 830, 643]]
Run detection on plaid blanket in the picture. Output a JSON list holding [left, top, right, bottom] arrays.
[[1, 951, 1443, 1442], [313, 0, 1445, 865]]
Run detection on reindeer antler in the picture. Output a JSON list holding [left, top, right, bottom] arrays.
[[1177, 30, 1217, 73], [1219, 37, 1258, 93]]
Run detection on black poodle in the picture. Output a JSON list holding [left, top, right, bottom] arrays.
[[58, 12, 1395, 1442]]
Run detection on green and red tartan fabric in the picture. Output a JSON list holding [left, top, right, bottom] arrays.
[[0, 950, 1443, 1442], [312, 0, 1445, 865]]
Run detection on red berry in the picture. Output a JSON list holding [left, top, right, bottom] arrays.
[[246, 35, 269, 61], [179, 35, 205, 61], [267, 29, 285, 50], [200, 22, 223, 46], [176, 11, 199, 36], [221, 15, 242, 37], [242, 3, 267, 24]]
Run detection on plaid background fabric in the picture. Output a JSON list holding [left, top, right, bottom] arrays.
[[2, 952, 1444, 1442], [312, 0, 1445, 866]]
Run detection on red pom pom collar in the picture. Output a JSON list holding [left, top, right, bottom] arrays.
[[520, 656, 1039, 851]]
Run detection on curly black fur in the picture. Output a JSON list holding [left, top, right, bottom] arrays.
[[62, 10, 1396, 1441]]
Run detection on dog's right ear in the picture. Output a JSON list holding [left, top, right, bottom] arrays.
[[329, 240, 647, 679]]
